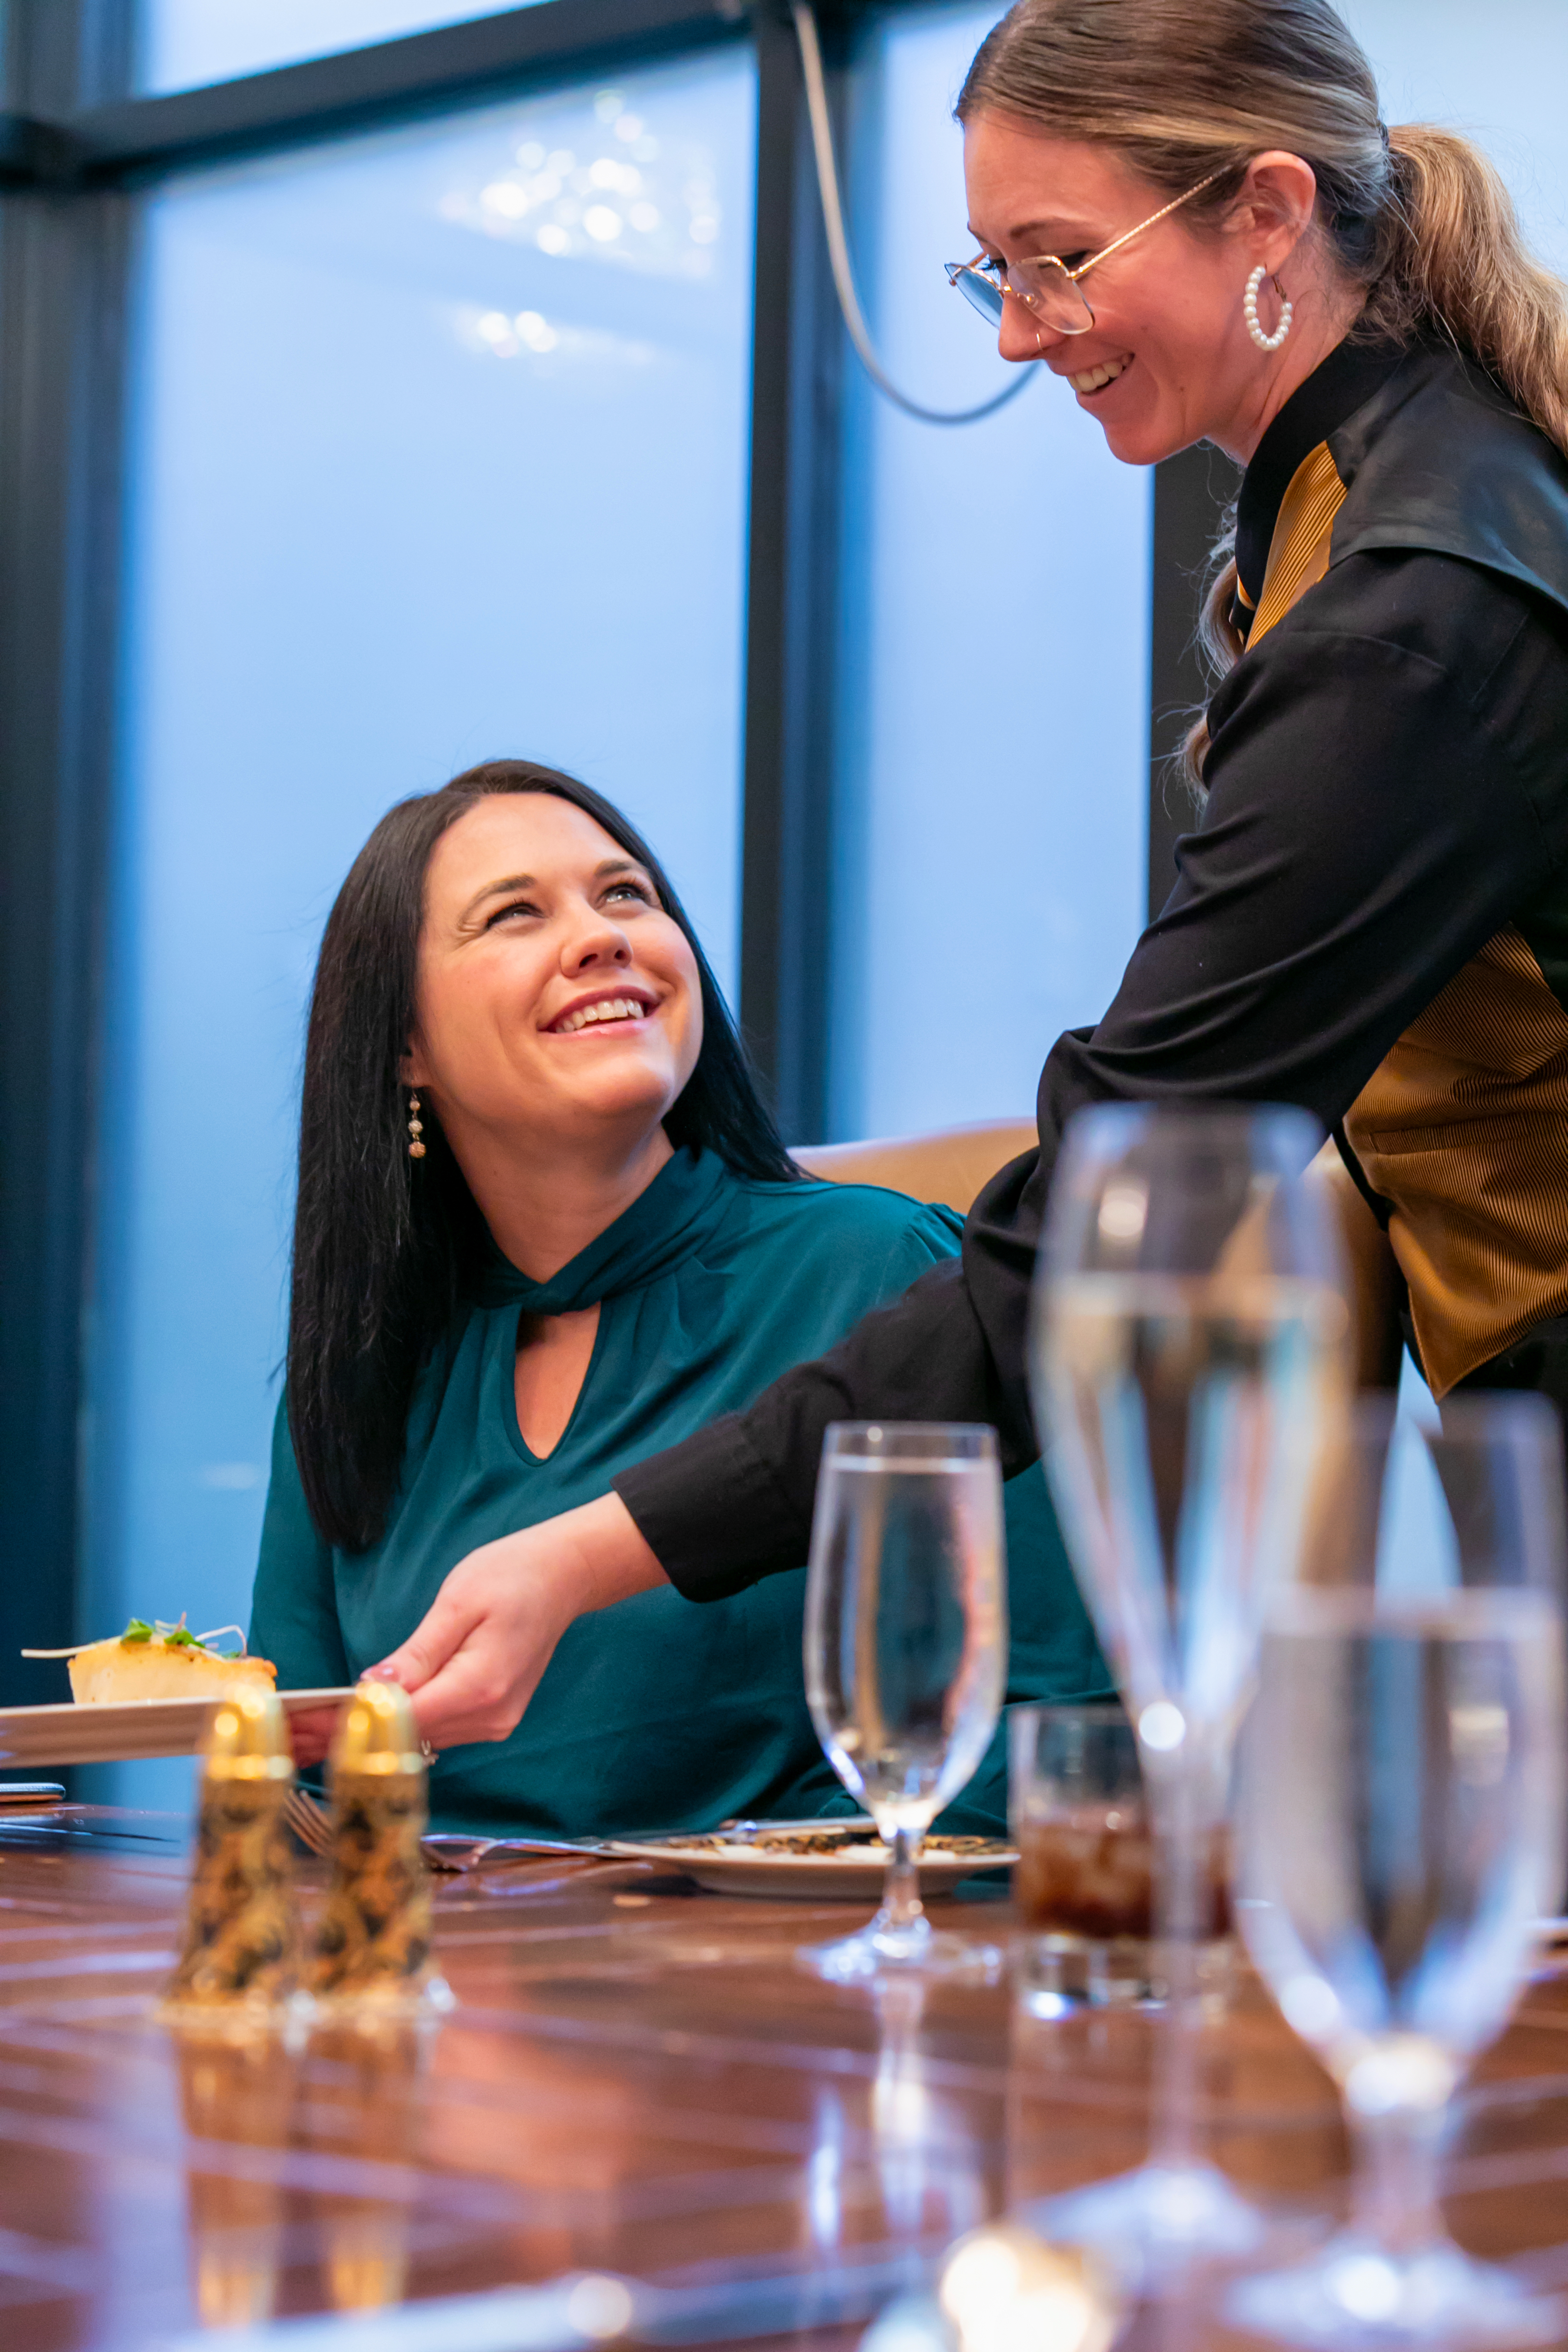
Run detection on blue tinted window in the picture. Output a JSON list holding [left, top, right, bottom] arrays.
[[89, 56, 755, 1801], [826, 3, 1152, 1141], [139, 1, 531, 93]]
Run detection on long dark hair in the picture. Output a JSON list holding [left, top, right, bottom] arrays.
[[287, 758, 798, 1553]]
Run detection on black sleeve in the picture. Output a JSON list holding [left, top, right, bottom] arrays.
[[616, 553, 1568, 1598]]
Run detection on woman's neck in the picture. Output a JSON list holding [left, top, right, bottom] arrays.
[[458, 1122, 675, 1284], [1217, 280, 1369, 469]]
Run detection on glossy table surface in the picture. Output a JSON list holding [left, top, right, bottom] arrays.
[[0, 1809, 1566, 2350]]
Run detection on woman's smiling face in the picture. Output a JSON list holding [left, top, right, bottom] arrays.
[[404, 792, 702, 1155], [962, 118, 1320, 467]]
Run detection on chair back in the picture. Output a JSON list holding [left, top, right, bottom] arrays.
[[792, 1120, 1037, 1217], [798, 1127, 1398, 1384]]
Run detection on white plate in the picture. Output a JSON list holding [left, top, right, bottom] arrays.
[[0, 1689, 357, 1768], [606, 1829, 1016, 1900]]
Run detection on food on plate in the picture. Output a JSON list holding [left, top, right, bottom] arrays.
[[664, 1828, 1008, 1858], [22, 1618, 278, 1706]]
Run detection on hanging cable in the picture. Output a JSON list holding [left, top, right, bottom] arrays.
[[791, 0, 1036, 427]]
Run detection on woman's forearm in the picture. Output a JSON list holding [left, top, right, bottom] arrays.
[[612, 1249, 1023, 1599], [550, 1491, 669, 1614]]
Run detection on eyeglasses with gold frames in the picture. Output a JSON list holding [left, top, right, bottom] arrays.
[[945, 168, 1225, 336]]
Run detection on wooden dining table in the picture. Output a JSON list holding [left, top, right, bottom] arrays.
[[1, 1808, 1566, 2352]]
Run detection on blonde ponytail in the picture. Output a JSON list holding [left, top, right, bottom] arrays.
[[958, 1, 1568, 791], [1372, 125, 1568, 459]]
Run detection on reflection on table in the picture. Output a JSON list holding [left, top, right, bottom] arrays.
[[0, 1812, 1562, 2347]]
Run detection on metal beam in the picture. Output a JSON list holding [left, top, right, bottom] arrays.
[[737, 1, 845, 1141], [0, 112, 80, 185], [0, 183, 131, 1703], [9, 0, 750, 187], [6, 0, 133, 116]]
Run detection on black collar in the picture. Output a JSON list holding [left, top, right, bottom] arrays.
[[1235, 334, 1409, 604]]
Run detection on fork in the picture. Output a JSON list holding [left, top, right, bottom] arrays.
[[282, 1785, 335, 1857], [282, 1785, 612, 1873]]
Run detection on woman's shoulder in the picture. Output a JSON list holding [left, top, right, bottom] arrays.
[[1333, 343, 1568, 622], [715, 1169, 964, 1267]]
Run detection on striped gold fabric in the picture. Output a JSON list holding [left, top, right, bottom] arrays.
[[1246, 442, 1347, 648], [1345, 930, 1568, 1394]]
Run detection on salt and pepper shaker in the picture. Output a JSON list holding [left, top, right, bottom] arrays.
[[307, 1680, 453, 2017], [158, 1686, 303, 2028]]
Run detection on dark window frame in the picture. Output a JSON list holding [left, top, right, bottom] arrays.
[[0, 0, 1209, 1690]]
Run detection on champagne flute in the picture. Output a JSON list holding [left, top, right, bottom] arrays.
[[1028, 1103, 1349, 2274], [801, 1422, 1007, 1983], [1232, 1394, 1568, 2346]]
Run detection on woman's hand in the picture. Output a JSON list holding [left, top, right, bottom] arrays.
[[287, 1706, 340, 1769], [367, 1492, 667, 1751]]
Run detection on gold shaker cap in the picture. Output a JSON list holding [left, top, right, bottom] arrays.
[[333, 1680, 423, 1777], [203, 1686, 294, 1782]]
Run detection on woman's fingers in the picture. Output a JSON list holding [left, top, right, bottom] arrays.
[[363, 1499, 669, 1753], [404, 1632, 547, 1751], [406, 1562, 559, 1748], [403, 1530, 572, 1748], [369, 1578, 486, 1694], [287, 1706, 339, 1767]]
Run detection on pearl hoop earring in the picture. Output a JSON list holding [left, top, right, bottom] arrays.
[[1244, 264, 1292, 353]]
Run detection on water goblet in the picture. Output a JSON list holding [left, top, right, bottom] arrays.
[[801, 1422, 1007, 1983]]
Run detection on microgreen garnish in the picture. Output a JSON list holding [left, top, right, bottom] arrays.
[[21, 1616, 249, 1661]]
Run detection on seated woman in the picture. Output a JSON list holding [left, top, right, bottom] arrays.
[[252, 758, 1110, 1835]]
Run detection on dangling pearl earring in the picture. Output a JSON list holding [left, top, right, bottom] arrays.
[[406, 1091, 426, 1160], [1244, 264, 1292, 352]]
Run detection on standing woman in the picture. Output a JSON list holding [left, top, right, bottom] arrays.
[[371, 0, 1568, 1752]]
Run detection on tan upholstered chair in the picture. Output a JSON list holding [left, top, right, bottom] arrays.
[[793, 1119, 1038, 1217], [798, 1125, 1398, 1383]]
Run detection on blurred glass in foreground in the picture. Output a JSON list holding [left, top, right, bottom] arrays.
[[1029, 1102, 1349, 2277], [1232, 1393, 1568, 2348]]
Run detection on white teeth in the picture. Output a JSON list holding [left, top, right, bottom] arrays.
[[1069, 355, 1130, 393], [555, 995, 647, 1034]]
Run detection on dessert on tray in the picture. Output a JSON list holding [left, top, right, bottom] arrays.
[[23, 1618, 278, 1705]]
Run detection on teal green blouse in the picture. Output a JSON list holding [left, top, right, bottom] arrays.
[[251, 1148, 1110, 1836]]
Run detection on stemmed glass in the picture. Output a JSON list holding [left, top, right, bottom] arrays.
[[1232, 1394, 1568, 2346], [801, 1422, 1008, 1983], [1029, 1103, 1350, 2274]]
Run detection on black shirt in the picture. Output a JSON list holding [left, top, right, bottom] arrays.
[[615, 339, 1568, 1601]]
